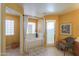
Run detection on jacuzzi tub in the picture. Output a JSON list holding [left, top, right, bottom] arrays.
[[24, 37, 44, 49]]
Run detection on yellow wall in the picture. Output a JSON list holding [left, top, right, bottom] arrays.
[[5, 14, 20, 48], [59, 9, 79, 40], [44, 15, 60, 45], [44, 9, 79, 42]]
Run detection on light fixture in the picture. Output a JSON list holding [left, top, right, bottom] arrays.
[[46, 5, 55, 12]]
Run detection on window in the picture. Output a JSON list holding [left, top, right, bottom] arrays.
[[5, 20, 14, 35], [27, 22, 36, 34]]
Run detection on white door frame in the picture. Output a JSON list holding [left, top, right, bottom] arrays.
[[24, 15, 28, 52], [1, 6, 24, 55]]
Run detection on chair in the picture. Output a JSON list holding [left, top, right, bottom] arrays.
[[63, 37, 75, 56]]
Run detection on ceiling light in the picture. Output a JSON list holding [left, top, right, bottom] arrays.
[[47, 5, 55, 12]]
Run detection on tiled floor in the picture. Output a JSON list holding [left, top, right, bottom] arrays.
[[6, 47, 73, 56], [6, 48, 21, 56]]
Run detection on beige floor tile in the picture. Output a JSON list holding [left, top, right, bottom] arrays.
[[6, 47, 73, 56]]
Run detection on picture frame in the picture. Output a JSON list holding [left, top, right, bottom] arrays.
[[60, 23, 72, 35]]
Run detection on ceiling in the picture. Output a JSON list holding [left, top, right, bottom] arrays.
[[23, 3, 79, 17], [6, 3, 79, 17]]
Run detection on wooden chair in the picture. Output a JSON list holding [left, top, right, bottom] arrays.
[[63, 37, 75, 56]]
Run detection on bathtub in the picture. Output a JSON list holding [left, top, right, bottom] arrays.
[[25, 38, 44, 49], [24, 34, 44, 51]]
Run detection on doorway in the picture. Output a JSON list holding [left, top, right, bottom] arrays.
[[46, 20, 56, 46], [5, 7, 20, 55], [1, 6, 24, 55]]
